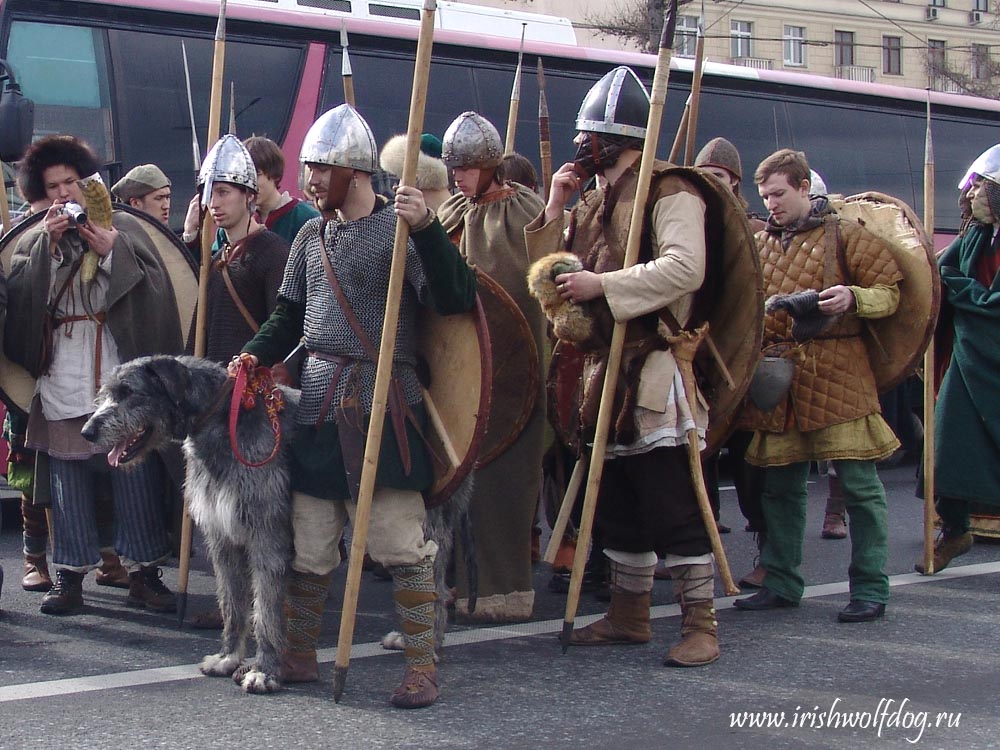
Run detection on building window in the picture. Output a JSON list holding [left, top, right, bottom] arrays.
[[928, 38, 946, 73], [971, 44, 990, 80], [783, 25, 806, 67], [883, 36, 902, 75], [974, 0, 988, 10], [834, 30, 855, 67], [928, 0, 945, 6], [677, 15, 699, 58], [731, 20, 752, 59]]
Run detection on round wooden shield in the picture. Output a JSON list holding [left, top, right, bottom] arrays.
[[0, 206, 198, 418], [418, 285, 492, 509], [473, 271, 540, 468], [672, 168, 765, 455], [833, 192, 941, 393]]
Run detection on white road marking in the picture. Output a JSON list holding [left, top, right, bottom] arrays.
[[2, 561, 997, 703]]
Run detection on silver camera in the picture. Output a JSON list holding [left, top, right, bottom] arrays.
[[59, 201, 88, 226]]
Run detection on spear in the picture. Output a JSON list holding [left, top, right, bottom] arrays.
[[504, 23, 527, 155], [181, 41, 201, 172], [341, 20, 356, 107], [537, 59, 552, 201], [177, 0, 227, 625], [560, 0, 682, 652], [682, 21, 705, 166], [0, 160, 10, 234], [228, 81, 236, 135], [332, 0, 438, 703], [921, 91, 936, 575], [668, 94, 690, 164]]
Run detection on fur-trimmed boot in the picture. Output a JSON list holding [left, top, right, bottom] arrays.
[[664, 562, 719, 667], [569, 558, 653, 646], [282, 570, 331, 683], [388, 556, 439, 709]]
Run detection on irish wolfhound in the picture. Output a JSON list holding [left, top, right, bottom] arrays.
[[82, 355, 297, 694]]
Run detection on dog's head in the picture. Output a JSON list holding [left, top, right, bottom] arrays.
[[82, 355, 202, 468]]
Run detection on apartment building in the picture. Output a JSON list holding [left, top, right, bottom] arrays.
[[464, 0, 1000, 94]]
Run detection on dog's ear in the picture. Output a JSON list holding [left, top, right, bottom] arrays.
[[144, 357, 193, 438]]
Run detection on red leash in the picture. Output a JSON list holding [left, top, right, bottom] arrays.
[[229, 358, 286, 468]]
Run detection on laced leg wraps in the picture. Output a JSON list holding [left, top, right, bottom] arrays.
[[285, 570, 331, 653], [665, 561, 719, 667], [569, 557, 653, 646], [390, 556, 438, 672]]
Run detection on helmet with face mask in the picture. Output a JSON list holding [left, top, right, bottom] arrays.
[[441, 112, 503, 170], [198, 134, 257, 208], [573, 67, 650, 178], [300, 104, 378, 173]]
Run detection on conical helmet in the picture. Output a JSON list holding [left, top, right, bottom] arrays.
[[198, 134, 257, 206], [299, 104, 377, 173], [575, 66, 650, 139], [694, 137, 742, 180], [959, 144, 1000, 190], [809, 169, 828, 196], [441, 112, 503, 169]]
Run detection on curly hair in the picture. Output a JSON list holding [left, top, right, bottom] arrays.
[[17, 135, 101, 203]]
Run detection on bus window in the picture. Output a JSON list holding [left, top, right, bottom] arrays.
[[7, 20, 114, 165], [106, 28, 305, 225]]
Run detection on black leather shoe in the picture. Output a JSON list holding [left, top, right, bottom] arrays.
[[837, 600, 885, 623], [733, 587, 799, 611]]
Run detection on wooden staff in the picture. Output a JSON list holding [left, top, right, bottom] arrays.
[[668, 95, 690, 165], [542, 455, 587, 565], [0, 159, 11, 233], [504, 23, 527, 155], [537, 59, 552, 201], [177, 0, 227, 625], [560, 0, 681, 652], [921, 93, 936, 575], [668, 325, 739, 594], [682, 24, 705, 166], [181, 41, 202, 172], [332, 0, 438, 703], [341, 21, 356, 108]]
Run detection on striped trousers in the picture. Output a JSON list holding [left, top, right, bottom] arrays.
[[49, 455, 171, 569]]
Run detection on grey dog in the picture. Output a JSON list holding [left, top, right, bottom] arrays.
[[82, 355, 298, 694]]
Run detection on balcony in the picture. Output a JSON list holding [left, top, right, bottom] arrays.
[[835, 65, 875, 83], [730, 56, 773, 70], [931, 77, 964, 94]]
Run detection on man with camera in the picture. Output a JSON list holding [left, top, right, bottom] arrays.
[[3, 135, 185, 616]]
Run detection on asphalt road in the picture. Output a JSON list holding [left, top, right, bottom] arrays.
[[1, 461, 998, 750]]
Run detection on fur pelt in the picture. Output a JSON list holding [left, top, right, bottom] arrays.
[[82, 355, 298, 695], [527, 252, 596, 345], [380, 134, 449, 192]]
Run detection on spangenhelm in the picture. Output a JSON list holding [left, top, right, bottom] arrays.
[[575, 66, 650, 139], [198, 134, 257, 207], [299, 103, 377, 173], [959, 144, 1000, 190], [809, 169, 828, 197], [694, 137, 742, 181], [441, 112, 503, 170]]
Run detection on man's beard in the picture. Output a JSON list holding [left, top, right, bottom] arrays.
[[572, 132, 642, 180]]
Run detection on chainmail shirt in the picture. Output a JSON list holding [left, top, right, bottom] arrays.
[[279, 205, 431, 425]]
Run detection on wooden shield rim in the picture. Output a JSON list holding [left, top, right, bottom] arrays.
[[0, 206, 198, 419], [473, 270, 540, 468], [422, 291, 493, 509], [840, 191, 941, 393]]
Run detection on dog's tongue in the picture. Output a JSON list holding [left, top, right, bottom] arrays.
[[108, 442, 125, 468]]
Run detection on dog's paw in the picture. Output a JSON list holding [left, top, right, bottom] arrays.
[[381, 630, 405, 651], [237, 667, 282, 694], [200, 652, 242, 677]]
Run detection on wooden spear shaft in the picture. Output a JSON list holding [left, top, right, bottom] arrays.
[[537, 59, 552, 201], [505, 23, 527, 155], [333, 0, 438, 702], [560, 0, 680, 652], [668, 96, 690, 165], [0, 160, 11, 234], [921, 94, 936, 575], [683, 28, 705, 166], [178, 0, 227, 625]]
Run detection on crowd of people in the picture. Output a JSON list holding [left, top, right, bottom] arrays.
[[1, 62, 997, 710]]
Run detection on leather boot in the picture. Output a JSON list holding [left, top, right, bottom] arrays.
[[22, 552, 53, 592], [821, 512, 848, 540], [95, 550, 131, 588], [664, 600, 720, 667], [282, 570, 332, 683], [914, 531, 973, 574], [126, 566, 177, 613], [40, 569, 85, 615], [389, 557, 440, 708], [569, 589, 652, 645]]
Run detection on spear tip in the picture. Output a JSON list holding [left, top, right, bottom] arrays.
[[333, 665, 348, 702], [660, 0, 679, 51]]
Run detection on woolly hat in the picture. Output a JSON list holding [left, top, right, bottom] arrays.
[[111, 164, 171, 201], [379, 133, 449, 192], [694, 137, 742, 181]]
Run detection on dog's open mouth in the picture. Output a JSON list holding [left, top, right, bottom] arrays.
[[108, 428, 149, 468]]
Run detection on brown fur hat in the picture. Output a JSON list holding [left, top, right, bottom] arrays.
[[379, 134, 449, 192]]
